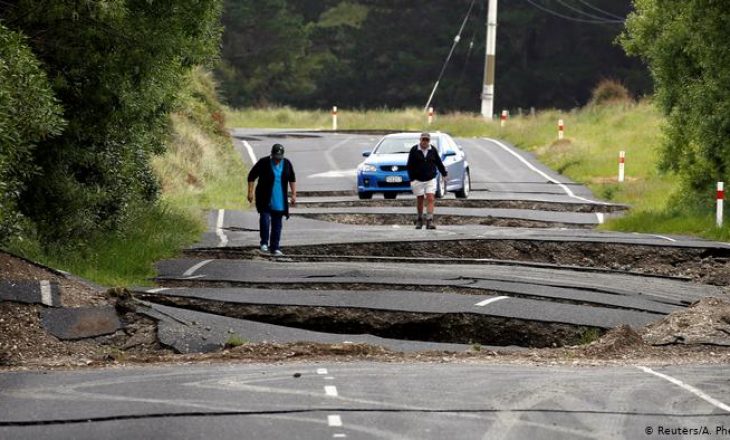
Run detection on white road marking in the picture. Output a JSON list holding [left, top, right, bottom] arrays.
[[242, 140, 257, 164], [596, 213, 605, 224], [652, 234, 677, 242], [328, 415, 343, 427], [637, 366, 730, 412], [325, 137, 354, 171], [183, 259, 213, 277], [40, 280, 52, 306], [485, 138, 604, 204], [474, 296, 509, 307], [317, 368, 328, 375], [325, 385, 339, 397], [181, 275, 206, 280], [325, 376, 335, 380], [308, 169, 358, 179], [146, 287, 169, 293], [333, 434, 347, 438], [216, 209, 229, 247]]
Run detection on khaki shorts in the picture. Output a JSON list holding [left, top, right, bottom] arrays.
[[410, 178, 437, 196]]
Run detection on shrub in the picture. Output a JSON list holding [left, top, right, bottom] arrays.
[[589, 79, 632, 106]]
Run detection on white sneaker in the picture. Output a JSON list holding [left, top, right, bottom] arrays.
[[260, 244, 269, 252], [271, 250, 284, 257]]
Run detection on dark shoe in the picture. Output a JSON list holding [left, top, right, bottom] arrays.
[[415, 217, 423, 229], [426, 219, 436, 229]]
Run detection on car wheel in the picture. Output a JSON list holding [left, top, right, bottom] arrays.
[[435, 175, 446, 199], [455, 170, 470, 199], [384, 192, 397, 200], [358, 192, 373, 200]]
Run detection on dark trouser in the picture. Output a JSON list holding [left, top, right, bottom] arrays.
[[259, 210, 284, 251]]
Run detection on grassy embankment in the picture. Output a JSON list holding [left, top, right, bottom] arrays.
[[6, 68, 247, 286], [227, 102, 729, 241]]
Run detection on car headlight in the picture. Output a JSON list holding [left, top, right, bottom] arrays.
[[360, 164, 377, 172]]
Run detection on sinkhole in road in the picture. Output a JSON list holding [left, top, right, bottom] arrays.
[[295, 213, 592, 229], [135, 294, 603, 348], [296, 198, 628, 213]]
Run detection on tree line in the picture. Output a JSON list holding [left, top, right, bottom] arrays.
[[217, 0, 651, 112]]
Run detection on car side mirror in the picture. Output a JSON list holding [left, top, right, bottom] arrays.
[[362, 151, 371, 157], [444, 151, 456, 157]]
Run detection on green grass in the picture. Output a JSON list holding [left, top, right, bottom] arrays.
[[227, 101, 729, 240]]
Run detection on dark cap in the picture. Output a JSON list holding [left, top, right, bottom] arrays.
[[271, 143, 285, 159], [420, 132, 431, 140]]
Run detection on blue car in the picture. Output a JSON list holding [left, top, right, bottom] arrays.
[[357, 132, 470, 200]]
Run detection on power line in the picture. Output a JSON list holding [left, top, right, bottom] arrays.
[[575, 0, 624, 20], [424, 0, 477, 111], [554, 0, 623, 22], [523, 0, 623, 24]]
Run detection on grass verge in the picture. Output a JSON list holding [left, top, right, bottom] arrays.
[[227, 101, 729, 240], [5, 67, 247, 287]]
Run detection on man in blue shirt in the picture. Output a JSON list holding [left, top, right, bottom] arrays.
[[247, 144, 297, 256]]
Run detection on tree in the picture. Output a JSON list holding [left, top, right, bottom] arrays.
[[621, 0, 730, 204], [3, 0, 222, 240], [0, 23, 64, 244]]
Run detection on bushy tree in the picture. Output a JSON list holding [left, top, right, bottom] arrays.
[[0, 23, 64, 244], [3, 0, 222, 240], [622, 0, 730, 205]]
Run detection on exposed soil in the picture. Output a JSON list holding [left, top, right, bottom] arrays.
[[642, 297, 730, 346], [134, 293, 603, 348], [296, 198, 628, 213], [297, 213, 594, 229]]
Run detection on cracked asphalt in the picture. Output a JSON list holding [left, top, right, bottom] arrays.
[[3, 130, 729, 438]]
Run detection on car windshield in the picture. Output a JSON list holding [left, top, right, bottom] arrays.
[[374, 137, 439, 154]]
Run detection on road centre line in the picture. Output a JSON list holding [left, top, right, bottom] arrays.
[[242, 140, 257, 164], [183, 259, 213, 277], [484, 138, 604, 204], [325, 385, 339, 397], [637, 366, 730, 412], [146, 287, 169, 293], [333, 434, 347, 438], [652, 234, 677, 242], [317, 368, 328, 375], [474, 296, 509, 307], [596, 213, 605, 224], [216, 209, 229, 247], [325, 136, 354, 171], [328, 415, 343, 427], [40, 280, 53, 306]]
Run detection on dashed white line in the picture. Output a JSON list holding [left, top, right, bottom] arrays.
[[327, 415, 343, 427], [596, 213, 605, 224], [316, 368, 328, 375], [242, 140, 257, 164], [333, 434, 347, 438], [485, 138, 604, 204], [181, 275, 206, 280], [637, 366, 730, 412], [183, 259, 213, 277], [40, 280, 52, 306], [146, 287, 169, 293], [652, 234, 677, 242], [216, 209, 229, 247], [325, 376, 335, 380], [474, 296, 509, 307], [324, 385, 339, 397]]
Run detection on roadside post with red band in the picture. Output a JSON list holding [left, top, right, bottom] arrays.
[[558, 119, 564, 140], [618, 151, 625, 183]]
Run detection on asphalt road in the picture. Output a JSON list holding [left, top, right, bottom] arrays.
[[2, 363, 729, 439]]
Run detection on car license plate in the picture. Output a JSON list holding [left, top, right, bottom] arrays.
[[386, 176, 402, 183]]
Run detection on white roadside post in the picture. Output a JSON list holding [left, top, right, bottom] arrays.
[[618, 151, 626, 183], [428, 106, 434, 125], [558, 119, 565, 140], [718, 182, 725, 227], [500, 110, 508, 127], [332, 106, 338, 131]]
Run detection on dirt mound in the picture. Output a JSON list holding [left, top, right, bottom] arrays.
[[583, 325, 644, 356], [642, 298, 730, 346]]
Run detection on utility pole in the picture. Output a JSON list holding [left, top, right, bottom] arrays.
[[481, 0, 497, 118]]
